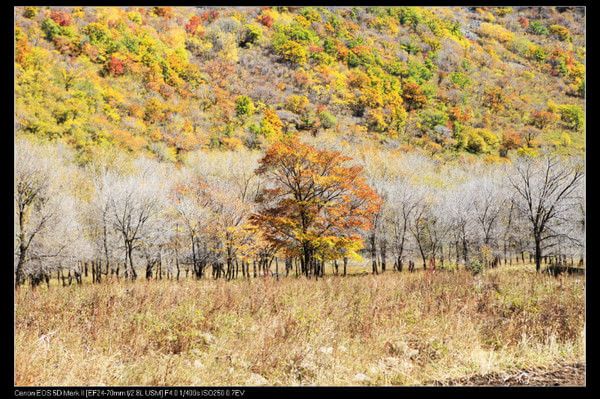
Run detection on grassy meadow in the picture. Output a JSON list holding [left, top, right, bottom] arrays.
[[15, 266, 584, 386]]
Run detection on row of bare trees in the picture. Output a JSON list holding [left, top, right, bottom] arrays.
[[14, 138, 584, 287], [365, 155, 584, 274]]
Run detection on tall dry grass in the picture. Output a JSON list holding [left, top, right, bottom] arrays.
[[15, 268, 584, 386]]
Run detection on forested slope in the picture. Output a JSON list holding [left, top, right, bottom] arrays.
[[15, 6, 585, 163]]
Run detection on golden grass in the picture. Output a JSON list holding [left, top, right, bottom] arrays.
[[15, 268, 584, 386]]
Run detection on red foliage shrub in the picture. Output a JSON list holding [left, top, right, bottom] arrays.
[[518, 17, 529, 29], [107, 56, 126, 76], [50, 10, 72, 27], [530, 110, 557, 129], [501, 130, 522, 150], [185, 15, 202, 34], [258, 14, 274, 28], [153, 7, 173, 19], [200, 10, 219, 23], [308, 44, 323, 54]]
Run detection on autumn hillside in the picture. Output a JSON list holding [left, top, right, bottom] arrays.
[[15, 6, 585, 163]]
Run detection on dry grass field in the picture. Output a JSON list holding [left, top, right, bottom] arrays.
[[15, 267, 584, 386]]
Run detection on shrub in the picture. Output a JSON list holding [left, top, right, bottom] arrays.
[[206, 29, 239, 62], [50, 10, 72, 26], [461, 128, 499, 154], [558, 104, 584, 131], [185, 15, 202, 35], [152, 7, 174, 19], [260, 108, 284, 140], [401, 80, 427, 110], [257, 13, 274, 28], [518, 16, 529, 29], [299, 7, 321, 23], [529, 21, 549, 35], [549, 24, 571, 41], [318, 111, 337, 129], [404, 61, 433, 85], [347, 46, 377, 68], [449, 72, 471, 88], [366, 108, 388, 132], [419, 109, 448, 131], [106, 55, 126, 76], [41, 18, 62, 41], [273, 40, 308, 64], [516, 146, 538, 157], [479, 22, 514, 43], [275, 22, 319, 44], [466, 259, 484, 275], [529, 110, 557, 129], [221, 136, 244, 150], [560, 132, 572, 147], [396, 7, 422, 29], [530, 46, 547, 62], [501, 130, 522, 151], [23, 7, 38, 19], [200, 10, 220, 24], [84, 23, 113, 48], [240, 23, 263, 47], [285, 95, 310, 114], [235, 96, 255, 117], [483, 86, 507, 112], [385, 61, 406, 76], [128, 11, 142, 24]]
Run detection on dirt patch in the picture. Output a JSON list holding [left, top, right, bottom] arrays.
[[432, 363, 585, 386]]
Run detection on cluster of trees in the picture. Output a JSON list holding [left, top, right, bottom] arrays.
[[15, 6, 585, 163], [14, 136, 584, 288], [365, 155, 584, 274]]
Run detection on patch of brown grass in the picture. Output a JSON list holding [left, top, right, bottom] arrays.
[[15, 268, 584, 386]]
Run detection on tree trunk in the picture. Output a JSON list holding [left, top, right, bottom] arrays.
[[370, 233, 378, 275], [191, 236, 199, 279], [175, 250, 180, 281], [380, 239, 387, 272], [15, 208, 29, 287], [534, 239, 542, 272], [158, 251, 162, 280], [15, 247, 27, 287], [455, 241, 460, 264]]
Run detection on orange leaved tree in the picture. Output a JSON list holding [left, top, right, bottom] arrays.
[[252, 136, 381, 277]]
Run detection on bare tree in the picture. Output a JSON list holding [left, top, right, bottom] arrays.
[[172, 175, 212, 279], [442, 184, 475, 266], [410, 196, 432, 270], [109, 159, 165, 280], [14, 140, 89, 286], [386, 180, 425, 271], [509, 156, 584, 272], [14, 140, 55, 285], [466, 173, 506, 265]]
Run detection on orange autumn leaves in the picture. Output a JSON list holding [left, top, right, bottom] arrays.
[[252, 136, 381, 262]]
